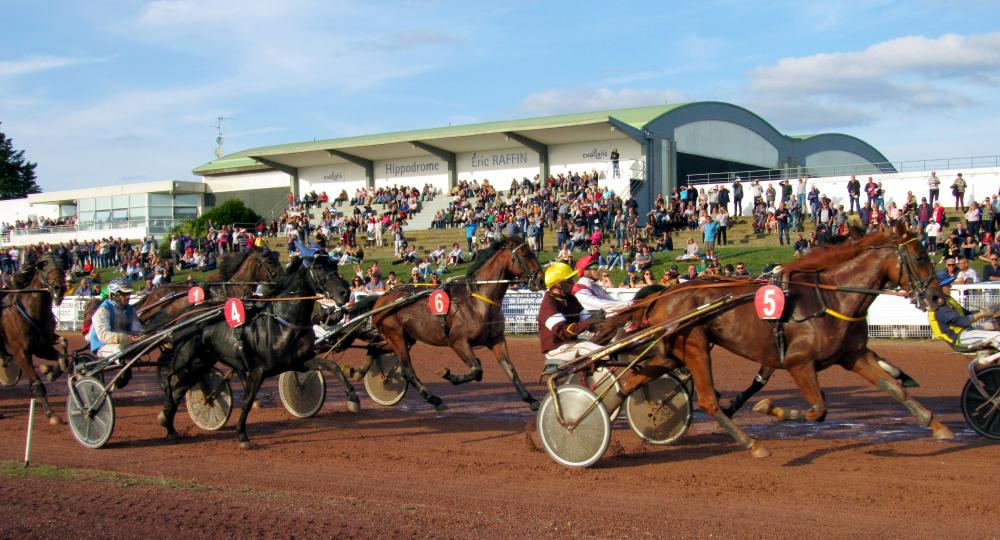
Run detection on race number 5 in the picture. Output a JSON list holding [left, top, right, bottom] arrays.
[[754, 285, 785, 320], [428, 290, 450, 315], [187, 286, 205, 305], [225, 298, 246, 328]]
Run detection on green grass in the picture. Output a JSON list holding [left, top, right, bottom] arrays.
[[0, 460, 212, 491]]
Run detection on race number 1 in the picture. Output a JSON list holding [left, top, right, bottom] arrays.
[[225, 298, 246, 328], [187, 286, 205, 305], [428, 290, 450, 315], [754, 285, 785, 320]]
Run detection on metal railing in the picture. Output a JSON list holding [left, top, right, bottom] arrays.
[[686, 154, 1000, 185], [3, 218, 187, 241]]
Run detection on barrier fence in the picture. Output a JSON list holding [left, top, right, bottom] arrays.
[[54, 282, 1000, 338]]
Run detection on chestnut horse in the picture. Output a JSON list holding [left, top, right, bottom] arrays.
[[591, 222, 947, 458], [0, 252, 68, 422], [370, 236, 544, 411]]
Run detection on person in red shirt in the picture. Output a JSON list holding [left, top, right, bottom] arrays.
[[537, 262, 602, 374]]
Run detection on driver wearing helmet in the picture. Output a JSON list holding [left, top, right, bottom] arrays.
[[928, 273, 1000, 367], [89, 277, 143, 359], [537, 262, 604, 374]]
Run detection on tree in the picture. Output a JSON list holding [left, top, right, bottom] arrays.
[[159, 199, 263, 257], [0, 123, 41, 200]]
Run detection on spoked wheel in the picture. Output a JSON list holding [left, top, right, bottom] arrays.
[[626, 373, 693, 445], [961, 366, 1000, 440], [66, 376, 115, 449], [584, 367, 622, 422], [364, 353, 407, 406], [537, 385, 611, 468], [0, 356, 21, 387], [185, 368, 233, 431], [279, 370, 327, 418]]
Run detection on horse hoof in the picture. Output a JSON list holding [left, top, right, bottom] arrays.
[[39, 365, 51, 375], [239, 440, 254, 450], [436, 368, 450, 379], [750, 441, 771, 458], [434, 402, 449, 412], [166, 432, 181, 442], [347, 400, 361, 414], [157, 411, 168, 427], [528, 400, 540, 412], [751, 399, 773, 416], [932, 422, 955, 440], [48, 415, 63, 426]]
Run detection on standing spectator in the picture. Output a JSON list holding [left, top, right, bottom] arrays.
[[966, 201, 982, 242], [928, 170, 941, 205], [732, 178, 744, 217], [703, 216, 719, 259], [465, 220, 478, 253], [925, 218, 941, 253], [847, 175, 861, 214], [796, 177, 807, 211], [610, 147, 620, 178], [715, 208, 729, 246], [775, 202, 791, 246], [951, 172, 967, 211]]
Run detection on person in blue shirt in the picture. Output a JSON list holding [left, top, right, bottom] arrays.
[[89, 278, 142, 360], [465, 221, 478, 252]]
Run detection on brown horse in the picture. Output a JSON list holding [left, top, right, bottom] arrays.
[[0, 252, 68, 422], [370, 236, 544, 411], [591, 222, 948, 457]]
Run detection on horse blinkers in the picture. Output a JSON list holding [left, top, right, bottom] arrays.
[[510, 242, 542, 291]]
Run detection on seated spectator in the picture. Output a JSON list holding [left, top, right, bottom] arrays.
[[640, 269, 656, 286], [555, 243, 573, 264], [74, 279, 96, 297], [793, 234, 810, 257], [364, 274, 385, 293], [598, 271, 615, 289], [384, 271, 399, 290], [676, 238, 701, 261], [659, 268, 679, 286], [429, 244, 447, 263], [630, 245, 653, 273], [349, 276, 364, 293], [447, 243, 465, 266], [732, 262, 752, 277], [410, 268, 423, 284], [956, 257, 978, 284]]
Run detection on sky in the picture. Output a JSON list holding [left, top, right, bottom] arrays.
[[2, 0, 999, 192]]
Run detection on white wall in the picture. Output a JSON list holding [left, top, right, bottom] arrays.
[[299, 163, 368, 197], [0, 198, 60, 224], [204, 170, 290, 193], [374, 157, 448, 192], [4, 225, 148, 247], [696, 166, 1000, 216], [456, 147, 540, 185], [805, 150, 881, 175], [676, 120, 780, 169], [549, 140, 641, 197]]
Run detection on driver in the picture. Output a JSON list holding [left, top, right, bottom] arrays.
[[928, 275, 999, 366], [89, 277, 143, 360], [572, 255, 629, 314], [537, 262, 603, 374]]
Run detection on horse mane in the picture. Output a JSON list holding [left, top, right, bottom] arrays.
[[466, 237, 518, 277], [216, 251, 250, 280], [780, 230, 896, 274], [11, 252, 61, 288]]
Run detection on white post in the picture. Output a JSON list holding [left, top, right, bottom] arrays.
[[24, 398, 36, 467]]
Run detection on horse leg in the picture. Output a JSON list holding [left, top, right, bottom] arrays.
[[678, 332, 770, 458], [489, 340, 538, 411], [753, 363, 827, 422], [848, 351, 954, 440], [382, 322, 447, 411], [438, 341, 484, 385], [723, 366, 774, 418], [306, 357, 360, 413], [12, 351, 62, 424], [346, 353, 375, 382], [157, 342, 202, 440], [875, 355, 920, 388], [236, 369, 265, 448]]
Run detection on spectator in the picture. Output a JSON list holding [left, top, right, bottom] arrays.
[[980, 253, 1000, 282], [956, 257, 978, 284]]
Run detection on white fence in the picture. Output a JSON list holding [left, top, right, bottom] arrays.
[[53, 283, 1000, 337]]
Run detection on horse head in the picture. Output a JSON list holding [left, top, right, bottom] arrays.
[[503, 235, 544, 291], [886, 221, 945, 311], [250, 248, 283, 283], [35, 253, 67, 306], [302, 255, 351, 306]]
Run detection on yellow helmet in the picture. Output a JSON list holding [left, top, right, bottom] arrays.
[[544, 262, 577, 289]]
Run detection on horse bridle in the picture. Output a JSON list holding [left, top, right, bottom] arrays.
[[891, 236, 936, 309], [508, 242, 540, 288]]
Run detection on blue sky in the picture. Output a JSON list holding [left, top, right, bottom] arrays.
[[2, 0, 999, 192]]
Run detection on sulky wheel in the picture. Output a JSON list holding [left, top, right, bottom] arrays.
[[0, 356, 21, 387], [584, 366, 622, 422], [364, 353, 407, 406], [961, 366, 1000, 440], [185, 368, 233, 431], [626, 373, 693, 445], [537, 384, 611, 468], [278, 369, 327, 418], [66, 376, 115, 449]]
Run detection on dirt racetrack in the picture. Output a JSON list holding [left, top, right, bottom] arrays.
[[1, 335, 999, 539]]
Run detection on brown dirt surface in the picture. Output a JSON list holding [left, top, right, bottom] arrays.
[[1, 335, 999, 539]]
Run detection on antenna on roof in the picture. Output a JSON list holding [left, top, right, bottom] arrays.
[[213, 116, 226, 158]]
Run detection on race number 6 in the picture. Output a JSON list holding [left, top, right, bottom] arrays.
[[754, 285, 785, 320]]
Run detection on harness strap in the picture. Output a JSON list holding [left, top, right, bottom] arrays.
[[823, 308, 866, 322], [470, 292, 500, 306]]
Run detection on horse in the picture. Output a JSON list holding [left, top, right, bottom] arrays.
[[0, 252, 68, 423], [154, 254, 352, 447], [590, 222, 948, 458], [367, 236, 544, 411]]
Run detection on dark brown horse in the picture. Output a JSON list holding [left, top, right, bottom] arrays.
[[370, 236, 544, 411], [0, 252, 68, 422], [591, 222, 948, 457]]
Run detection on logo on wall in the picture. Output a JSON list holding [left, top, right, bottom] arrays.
[[321, 170, 345, 181], [582, 148, 609, 160], [470, 151, 530, 169], [385, 161, 441, 177]]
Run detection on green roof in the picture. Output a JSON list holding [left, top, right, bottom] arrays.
[[193, 104, 688, 175]]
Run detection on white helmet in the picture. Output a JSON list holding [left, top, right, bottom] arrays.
[[107, 277, 134, 294]]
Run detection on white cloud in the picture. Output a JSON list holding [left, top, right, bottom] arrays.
[[519, 88, 687, 115], [746, 32, 1000, 129], [0, 56, 107, 78]]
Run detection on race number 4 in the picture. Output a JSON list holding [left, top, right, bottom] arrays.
[[187, 286, 205, 305], [754, 285, 785, 320], [428, 290, 450, 315], [225, 298, 246, 328]]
